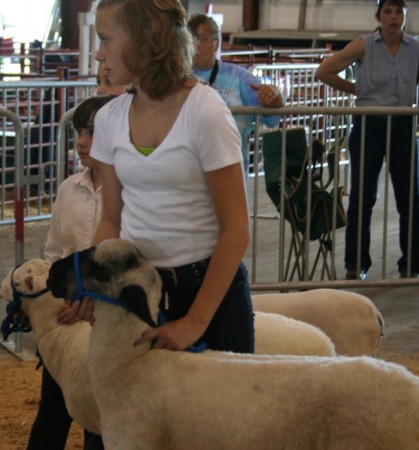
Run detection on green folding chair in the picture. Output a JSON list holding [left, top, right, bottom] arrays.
[[262, 127, 346, 281]]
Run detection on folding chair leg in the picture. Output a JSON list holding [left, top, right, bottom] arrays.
[[309, 237, 336, 281], [285, 233, 302, 281], [289, 231, 306, 281]]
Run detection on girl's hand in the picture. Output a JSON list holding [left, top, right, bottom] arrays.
[[57, 297, 95, 325], [134, 315, 206, 351]]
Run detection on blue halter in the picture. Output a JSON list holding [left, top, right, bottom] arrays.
[[71, 251, 206, 353], [1, 265, 50, 340], [11, 265, 50, 300], [70, 251, 123, 307]]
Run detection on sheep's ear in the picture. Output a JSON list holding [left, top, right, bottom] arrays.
[[24, 276, 36, 293], [30, 273, 49, 293], [119, 285, 157, 328]]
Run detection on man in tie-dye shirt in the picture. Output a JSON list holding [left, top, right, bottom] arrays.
[[188, 13, 283, 181]]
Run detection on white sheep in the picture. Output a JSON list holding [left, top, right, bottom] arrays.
[[254, 311, 335, 356], [0, 257, 334, 438], [0, 262, 335, 362], [0, 259, 101, 435], [46, 239, 419, 450], [252, 290, 384, 356]]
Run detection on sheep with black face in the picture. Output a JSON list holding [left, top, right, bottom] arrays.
[[47, 238, 162, 328], [0, 252, 336, 440], [47, 239, 336, 357], [46, 238, 419, 450]]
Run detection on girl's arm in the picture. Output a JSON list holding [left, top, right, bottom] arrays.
[[316, 37, 364, 95], [93, 161, 123, 244], [138, 161, 249, 350]]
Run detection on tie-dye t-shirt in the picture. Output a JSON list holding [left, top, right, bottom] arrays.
[[193, 60, 280, 175]]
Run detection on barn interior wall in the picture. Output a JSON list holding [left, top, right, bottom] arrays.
[[188, 0, 419, 36]]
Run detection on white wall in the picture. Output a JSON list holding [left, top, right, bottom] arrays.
[[0, 0, 56, 41], [195, 0, 419, 36]]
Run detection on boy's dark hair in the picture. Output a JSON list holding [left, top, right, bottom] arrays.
[[376, 0, 407, 15], [72, 95, 117, 132]]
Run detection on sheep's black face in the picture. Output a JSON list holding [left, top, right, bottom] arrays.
[[47, 240, 162, 326], [47, 247, 96, 299]]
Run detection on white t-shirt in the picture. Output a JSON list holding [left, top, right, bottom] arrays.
[[91, 83, 243, 267]]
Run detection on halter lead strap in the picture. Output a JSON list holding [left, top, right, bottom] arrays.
[[11, 265, 50, 301], [71, 251, 123, 307], [1, 265, 49, 340], [71, 252, 206, 353]]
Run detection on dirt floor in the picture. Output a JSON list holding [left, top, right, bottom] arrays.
[[1, 222, 419, 449], [0, 350, 419, 450], [0, 360, 84, 450]]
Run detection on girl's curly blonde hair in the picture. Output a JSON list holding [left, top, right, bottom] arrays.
[[97, 0, 194, 99]]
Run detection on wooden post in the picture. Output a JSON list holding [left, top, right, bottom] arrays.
[[242, 0, 259, 31], [298, 0, 308, 31], [61, 0, 93, 49]]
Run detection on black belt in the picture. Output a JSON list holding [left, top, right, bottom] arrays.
[[157, 257, 210, 288]]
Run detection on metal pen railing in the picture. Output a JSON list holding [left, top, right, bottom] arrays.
[[2, 104, 419, 357], [0, 78, 96, 225], [4, 103, 419, 291], [232, 105, 419, 291]]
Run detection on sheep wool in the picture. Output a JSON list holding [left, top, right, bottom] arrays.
[[254, 311, 335, 356], [0, 255, 335, 439], [252, 289, 384, 356], [46, 239, 419, 450], [0, 260, 101, 435]]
